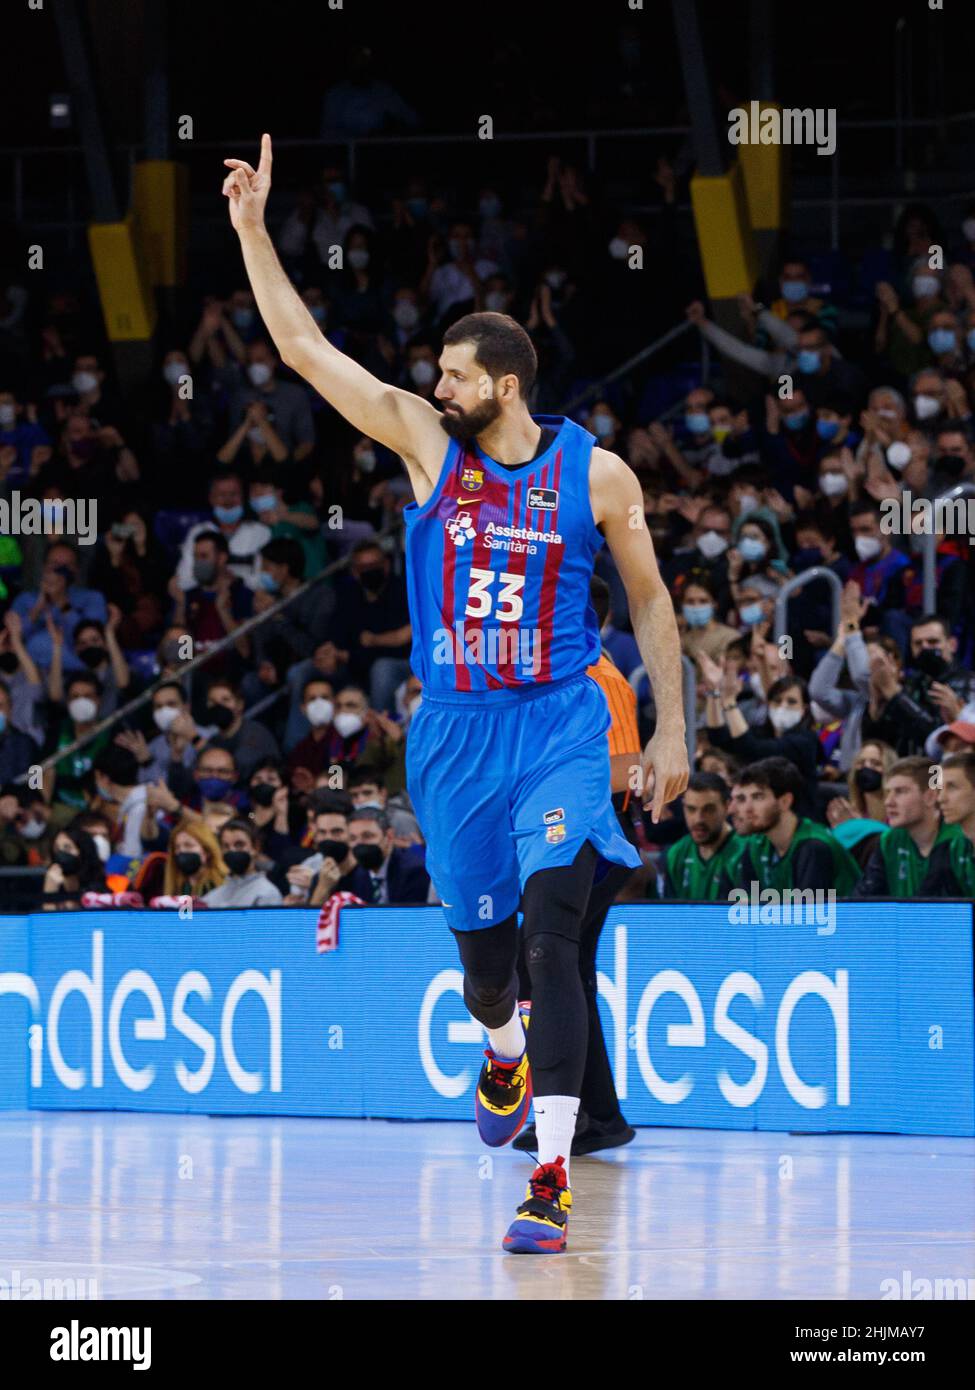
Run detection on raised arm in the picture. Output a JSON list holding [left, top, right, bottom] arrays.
[[590, 448, 689, 821], [223, 135, 446, 498]]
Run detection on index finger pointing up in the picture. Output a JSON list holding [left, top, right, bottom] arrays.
[[258, 132, 273, 176]]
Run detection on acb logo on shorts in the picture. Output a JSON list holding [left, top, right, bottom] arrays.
[[543, 807, 565, 825]]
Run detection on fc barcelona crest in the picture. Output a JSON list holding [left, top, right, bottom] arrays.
[[461, 465, 484, 492]]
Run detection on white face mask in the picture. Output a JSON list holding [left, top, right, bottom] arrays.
[[748, 671, 766, 699], [68, 696, 97, 724], [92, 834, 111, 862], [854, 535, 882, 562], [72, 370, 99, 394], [737, 494, 760, 516], [333, 711, 365, 739], [154, 705, 180, 732], [912, 275, 941, 300], [484, 291, 508, 313], [696, 529, 728, 559], [608, 236, 629, 260], [769, 705, 803, 731], [0, 402, 16, 426], [820, 472, 848, 497], [355, 449, 377, 473], [886, 441, 912, 470], [163, 361, 187, 386], [20, 817, 46, 840], [247, 361, 273, 387], [305, 697, 334, 728], [913, 393, 941, 421], [410, 359, 436, 387], [393, 301, 419, 330], [347, 247, 370, 270]]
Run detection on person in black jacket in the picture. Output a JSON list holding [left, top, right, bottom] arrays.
[[701, 658, 821, 781], [867, 615, 975, 755], [347, 806, 430, 904]]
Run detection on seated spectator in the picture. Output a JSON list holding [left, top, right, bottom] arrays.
[[11, 542, 107, 671], [218, 338, 315, 462], [51, 613, 129, 718], [847, 500, 910, 620], [92, 745, 147, 860], [282, 640, 352, 750], [285, 804, 376, 905], [248, 536, 333, 688], [201, 675, 280, 783], [702, 659, 821, 779], [169, 530, 253, 669], [158, 818, 228, 900], [246, 758, 304, 858], [44, 670, 109, 809], [128, 681, 206, 784], [347, 805, 429, 904], [923, 751, 975, 895], [326, 539, 412, 712], [734, 757, 859, 896], [662, 772, 745, 899], [250, 472, 329, 581], [854, 755, 964, 897], [867, 614, 975, 754], [203, 819, 283, 907], [286, 679, 372, 790], [175, 470, 272, 593], [0, 610, 45, 745], [347, 764, 421, 844], [41, 825, 105, 910], [825, 740, 897, 832], [88, 507, 170, 649], [0, 678, 40, 783]]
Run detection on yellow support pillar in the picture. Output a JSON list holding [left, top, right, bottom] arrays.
[[132, 159, 189, 288], [737, 101, 789, 233], [689, 162, 759, 301], [87, 214, 156, 341]]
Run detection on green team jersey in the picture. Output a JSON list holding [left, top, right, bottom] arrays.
[[743, 817, 860, 897], [881, 821, 966, 898], [665, 830, 746, 900]]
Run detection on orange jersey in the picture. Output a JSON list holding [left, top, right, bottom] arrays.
[[587, 651, 641, 758]]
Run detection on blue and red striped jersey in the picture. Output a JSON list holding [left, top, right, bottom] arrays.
[[403, 414, 606, 693]]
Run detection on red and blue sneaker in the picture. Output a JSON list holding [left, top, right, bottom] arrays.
[[474, 1002, 532, 1148], [502, 1156, 572, 1253]]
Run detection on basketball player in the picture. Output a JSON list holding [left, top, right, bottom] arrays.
[[223, 136, 689, 1253]]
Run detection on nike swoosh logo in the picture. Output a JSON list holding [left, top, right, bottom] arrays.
[[456, 496, 483, 505]]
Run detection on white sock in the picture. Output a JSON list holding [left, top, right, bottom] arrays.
[[533, 1095, 579, 1182], [487, 1005, 525, 1062]]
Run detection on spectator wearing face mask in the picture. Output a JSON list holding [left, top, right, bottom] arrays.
[[422, 222, 498, 325], [149, 347, 217, 501], [246, 759, 304, 857], [250, 475, 330, 580], [353, 674, 422, 799], [287, 680, 372, 790], [155, 819, 228, 900], [679, 577, 739, 664], [794, 325, 866, 411], [329, 226, 388, 355], [50, 613, 130, 719], [672, 504, 734, 608], [249, 537, 333, 685], [927, 423, 975, 493], [825, 739, 897, 832], [0, 785, 56, 867], [11, 542, 107, 671], [217, 394, 291, 469], [907, 368, 971, 442], [175, 472, 272, 593], [704, 669, 821, 780], [875, 266, 947, 378], [813, 393, 860, 458], [0, 389, 50, 486], [196, 677, 275, 779], [761, 389, 819, 488], [218, 339, 314, 462], [853, 755, 963, 898], [804, 449, 856, 555], [847, 501, 909, 615], [130, 683, 205, 785], [92, 745, 148, 861], [89, 508, 170, 649], [326, 540, 411, 713], [403, 343, 439, 400], [384, 287, 427, 357], [203, 819, 283, 907], [585, 401, 622, 452], [41, 826, 106, 910], [169, 532, 253, 675], [45, 672, 110, 808], [285, 806, 376, 906], [347, 806, 429, 904], [347, 762, 422, 843]]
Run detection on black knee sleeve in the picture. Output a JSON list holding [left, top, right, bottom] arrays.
[[451, 913, 519, 1029]]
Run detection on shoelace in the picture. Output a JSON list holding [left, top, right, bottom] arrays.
[[528, 1159, 566, 1205], [483, 1049, 525, 1094]]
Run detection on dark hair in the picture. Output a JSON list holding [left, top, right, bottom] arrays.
[[195, 529, 230, 556], [442, 312, 537, 397], [738, 756, 806, 810], [589, 574, 611, 630], [307, 788, 353, 818], [220, 817, 260, 848], [819, 391, 854, 418], [206, 675, 241, 700], [849, 499, 882, 523], [686, 771, 730, 802], [56, 826, 107, 893], [347, 766, 385, 792], [910, 612, 949, 638], [74, 619, 106, 642], [302, 675, 334, 700], [350, 806, 389, 833], [249, 756, 282, 781], [261, 536, 305, 581], [154, 681, 187, 704], [93, 745, 139, 788], [67, 671, 103, 698]]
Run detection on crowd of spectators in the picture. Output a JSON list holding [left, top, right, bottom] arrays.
[[2, 154, 975, 910]]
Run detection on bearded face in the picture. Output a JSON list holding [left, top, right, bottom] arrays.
[[438, 392, 502, 442]]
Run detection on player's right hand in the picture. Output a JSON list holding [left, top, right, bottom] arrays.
[[222, 133, 273, 231]]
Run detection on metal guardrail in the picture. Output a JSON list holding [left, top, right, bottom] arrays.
[[920, 483, 975, 615], [773, 567, 843, 646]]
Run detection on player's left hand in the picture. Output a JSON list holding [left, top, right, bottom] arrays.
[[223, 133, 273, 231], [641, 728, 689, 823]]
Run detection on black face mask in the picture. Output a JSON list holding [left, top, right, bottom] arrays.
[[77, 646, 106, 669], [174, 850, 203, 877], [358, 566, 386, 594], [207, 703, 236, 731], [223, 850, 252, 877], [54, 850, 81, 876], [315, 837, 348, 864], [935, 453, 966, 478], [0, 652, 18, 674], [854, 767, 883, 794], [353, 842, 384, 871], [249, 782, 277, 807], [915, 648, 949, 679]]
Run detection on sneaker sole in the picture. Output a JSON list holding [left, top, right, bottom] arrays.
[[573, 1125, 637, 1157]]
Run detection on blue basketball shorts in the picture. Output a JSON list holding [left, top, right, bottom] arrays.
[[405, 670, 642, 933]]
